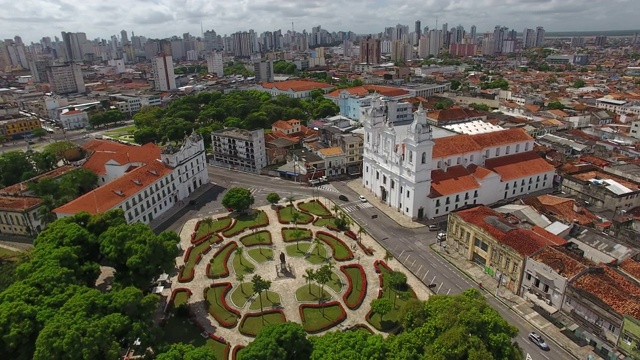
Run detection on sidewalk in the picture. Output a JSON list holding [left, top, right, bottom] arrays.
[[346, 180, 424, 229], [431, 244, 601, 360], [149, 182, 215, 232]]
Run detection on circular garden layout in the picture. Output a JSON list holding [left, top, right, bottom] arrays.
[[163, 197, 427, 360]]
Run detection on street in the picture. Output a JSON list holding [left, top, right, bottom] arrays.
[[171, 166, 573, 360]]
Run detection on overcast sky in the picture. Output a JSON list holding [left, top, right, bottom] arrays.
[[2, 0, 638, 43]]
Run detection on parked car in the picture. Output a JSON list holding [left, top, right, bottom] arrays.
[[428, 224, 440, 231], [528, 332, 550, 350], [359, 195, 367, 202], [338, 195, 349, 202]]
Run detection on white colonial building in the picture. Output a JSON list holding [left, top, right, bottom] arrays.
[[362, 97, 556, 220], [59, 109, 89, 130], [54, 133, 209, 224]]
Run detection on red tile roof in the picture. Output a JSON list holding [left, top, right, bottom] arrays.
[[484, 151, 555, 181], [433, 134, 482, 158], [0, 196, 42, 211], [260, 80, 333, 92], [572, 266, 640, 319], [570, 170, 640, 191], [82, 140, 161, 175], [531, 246, 594, 279], [523, 194, 599, 225], [53, 160, 172, 215], [620, 258, 640, 281], [470, 128, 532, 148], [325, 85, 409, 98], [467, 164, 495, 180], [427, 108, 485, 123], [272, 120, 293, 130], [61, 110, 84, 116], [430, 165, 480, 197]]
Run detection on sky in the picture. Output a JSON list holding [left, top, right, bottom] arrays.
[[1, 0, 638, 43]]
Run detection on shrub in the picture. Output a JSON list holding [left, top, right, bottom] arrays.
[[344, 230, 357, 240], [204, 282, 241, 328], [341, 264, 367, 310]]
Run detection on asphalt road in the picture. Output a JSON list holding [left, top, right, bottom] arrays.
[[175, 167, 573, 360]]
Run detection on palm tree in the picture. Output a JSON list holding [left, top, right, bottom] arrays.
[[251, 275, 271, 321], [255, 233, 265, 255], [313, 237, 323, 256], [332, 204, 340, 216], [201, 217, 214, 234], [291, 211, 300, 228], [303, 269, 315, 293], [316, 265, 331, 314], [237, 273, 246, 295], [235, 246, 244, 266], [38, 197, 58, 226], [292, 228, 304, 250], [357, 225, 365, 242], [384, 250, 393, 264]]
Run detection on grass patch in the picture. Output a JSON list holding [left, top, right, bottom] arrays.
[[286, 243, 311, 257], [181, 237, 217, 278], [0, 247, 20, 259], [317, 233, 352, 261], [366, 267, 417, 331], [208, 243, 237, 278], [282, 228, 312, 242], [230, 283, 254, 308], [301, 303, 345, 333], [240, 230, 272, 246], [160, 316, 228, 359], [296, 284, 332, 302], [326, 271, 343, 293], [239, 311, 286, 337], [306, 242, 328, 265], [343, 267, 365, 309], [197, 217, 232, 239], [247, 248, 273, 263], [173, 291, 190, 308], [298, 200, 331, 216], [313, 217, 337, 227], [232, 253, 255, 276], [223, 211, 268, 237], [104, 125, 136, 137], [205, 286, 240, 327], [249, 291, 281, 311], [278, 205, 314, 224]]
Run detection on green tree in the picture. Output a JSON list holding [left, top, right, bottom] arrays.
[[133, 127, 159, 144], [469, 103, 490, 112], [251, 275, 271, 317], [547, 101, 565, 110], [399, 298, 427, 330], [222, 187, 255, 213], [450, 79, 461, 90], [156, 343, 218, 360], [29, 151, 57, 174], [266, 192, 280, 206], [31, 128, 47, 139], [383, 250, 393, 264], [235, 245, 245, 266], [371, 298, 392, 321], [572, 78, 586, 88], [303, 269, 315, 293], [43, 141, 78, 163], [0, 151, 34, 187], [315, 265, 331, 313], [310, 330, 387, 360], [238, 322, 312, 360]]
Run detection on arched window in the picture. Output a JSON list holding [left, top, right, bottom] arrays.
[[408, 151, 413, 163], [421, 152, 427, 164]]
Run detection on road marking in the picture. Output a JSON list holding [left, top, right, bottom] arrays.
[[526, 353, 533, 360], [417, 264, 422, 274], [541, 354, 550, 360], [342, 202, 373, 213], [411, 259, 416, 267], [399, 250, 405, 258], [315, 184, 339, 193]]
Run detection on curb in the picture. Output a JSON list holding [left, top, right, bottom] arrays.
[[429, 245, 581, 360]]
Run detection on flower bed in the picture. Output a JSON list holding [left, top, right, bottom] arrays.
[[356, 241, 374, 256], [344, 230, 357, 240], [207, 241, 238, 279], [299, 301, 347, 333], [313, 216, 336, 228], [204, 282, 241, 328], [297, 200, 332, 216], [238, 309, 287, 337], [281, 227, 313, 242], [194, 217, 234, 243], [166, 288, 192, 312], [239, 230, 272, 247], [316, 231, 354, 261], [222, 211, 269, 237], [341, 264, 367, 310], [276, 205, 314, 225], [178, 265, 194, 283], [208, 333, 230, 360], [232, 345, 245, 360], [374, 260, 392, 273], [326, 225, 341, 232]]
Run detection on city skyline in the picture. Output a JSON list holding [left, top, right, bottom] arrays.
[[2, 0, 639, 43]]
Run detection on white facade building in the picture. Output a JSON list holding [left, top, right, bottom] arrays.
[[206, 51, 224, 77], [54, 133, 209, 224], [46, 63, 85, 94], [362, 97, 555, 220], [152, 54, 176, 91], [211, 128, 267, 173], [59, 110, 89, 130]]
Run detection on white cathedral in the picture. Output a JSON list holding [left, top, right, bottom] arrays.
[[361, 96, 556, 220]]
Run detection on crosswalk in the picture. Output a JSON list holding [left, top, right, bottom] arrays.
[[248, 187, 261, 196], [342, 202, 374, 213], [314, 184, 339, 193]]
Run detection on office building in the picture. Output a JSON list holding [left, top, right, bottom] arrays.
[[535, 26, 545, 47], [120, 30, 128, 45], [211, 128, 267, 173], [232, 31, 255, 57], [390, 40, 411, 62], [359, 35, 381, 64], [60, 31, 87, 62], [46, 63, 85, 94], [151, 53, 176, 91], [254, 60, 275, 83], [470, 25, 477, 44], [206, 51, 224, 77], [414, 20, 422, 46], [594, 35, 607, 47]]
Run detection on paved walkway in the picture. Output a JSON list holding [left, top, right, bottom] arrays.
[[431, 244, 601, 360], [170, 197, 432, 351], [149, 182, 215, 232]]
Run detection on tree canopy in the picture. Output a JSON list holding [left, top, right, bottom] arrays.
[[239, 322, 312, 360], [480, 78, 509, 90], [222, 187, 255, 212], [89, 109, 125, 128], [0, 150, 59, 187]]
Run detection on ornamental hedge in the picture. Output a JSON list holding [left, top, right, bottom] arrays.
[[344, 230, 357, 240], [222, 211, 270, 237], [281, 227, 313, 242], [206, 241, 238, 279], [341, 264, 367, 310], [357, 241, 374, 256], [238, 309, 287, 337], [166, 288, 192, 312], [276, 205, 314, 225], [204, 282, 241, 328], [232, 345, 245, 360], [299, 301, 347, 333], [316, 231, 354, 261], [297, 199, 332, 216]]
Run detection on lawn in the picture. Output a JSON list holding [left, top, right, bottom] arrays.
[[239, 311, 287, 337], [104, 125, 136, 137], [197, 217, 233, 239], [232, 253, 255, 276], [295, 284, 332, 302], [306, 242, 328, 265], [208, 242, 237, 278], [343, 266, 366, 309], [285, 243, 311, 257], [230, 283, 254, 308], [173, 291, 190, 308], [249, 291, 281, 311], [298, 200, 331, 216], [326, 271, 343, 293], [182, 237, 217, 278], [278, 205, 314, 224], [222, 211, 269, 237], [313, 217, 337, 228], [239, 230, 272, 246], [205, 286, 240, 327], [0, 247, 20, 260], [301, 303, 346, 333], [161, 316, 228, 360], [282, 228, 312, 242], [367, 267, 417, 331], [316, 233, 352, 261], [247, 248, 273, 263]]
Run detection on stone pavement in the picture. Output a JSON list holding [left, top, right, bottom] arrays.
[[170, 197, 432, 351], [346, 180, 425, 229], [431, 244, 601, 360], [148, 182, 215, 232]]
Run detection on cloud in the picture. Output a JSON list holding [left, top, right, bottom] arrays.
[[1, 0, 636, 43]]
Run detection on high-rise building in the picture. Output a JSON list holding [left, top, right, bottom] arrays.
[[359, 35, 381, 64], [570, 37, 584, 48], [594, 35, 607, 47], [170, 39, 185, 60], [390, 40, 411, 62], [470, 25, 477, 44], [254, 60, 274, 83], [535, 26, 545, 47], [206, 51, 224, 77], [61, 31, 87, 62], [493, 26, 507, 53], [46, 63, 85, 94], [151, 53, 176, 91], [415, 20, 422, 46], [232, 31, 255, 57], [522, 28, 536, 49], [428, 30, 442, 57], [120, 30, 128, 45], [418, 36, 430, 58], [29, 59, 51, 82]]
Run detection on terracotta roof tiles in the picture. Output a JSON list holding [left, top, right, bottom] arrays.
[[82, 140, 160, 175], [427, 108, 485, 123], [0, 196, 42, 211], [430, 165, 480, 197], [433, 134, 482, 158], [260, 80, 333, 92], [326, 85, 409, 98], [572, 266, 640, 319], [531, 246, 594, 279], [484, 151, 555, 181], [620, 258, 640, 281], [470, 128, 532, 148]]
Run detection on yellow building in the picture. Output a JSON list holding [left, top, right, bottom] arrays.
[[0, 116, 42, 138], [446, 205, 567, 294]]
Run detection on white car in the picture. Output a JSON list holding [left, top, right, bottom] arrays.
[[359, 195, 367, 202], [528, 332, 550, 351]]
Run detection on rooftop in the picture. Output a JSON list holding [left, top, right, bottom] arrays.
[[82, 140, 160, 175], [523, 194, 599, 226], [620, 257, 640, 281], [484, 151, 555, 181], [572, 266, 640, 319], [325, 85, 409, 98], [430, 165, 481, 197], [0, 195, 42, 212], [259, 79, 333, 92], [0, 165, 76, 196], [427, 108, 486, 123], [570, 170, 640, 194], [531, 246, 595, 279]]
